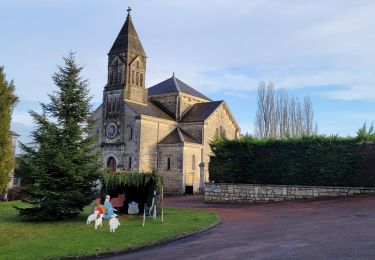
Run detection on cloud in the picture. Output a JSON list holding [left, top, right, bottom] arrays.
[[2, 0, 375, 103], [141, 0, 375, 101], [3, 0, 375, 139]]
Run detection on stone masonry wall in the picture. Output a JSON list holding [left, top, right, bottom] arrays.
[[139, 117, 175, 172], [183, 144, 202, 193], [205, 183, 375, 203], [157, 144, 184, 194]]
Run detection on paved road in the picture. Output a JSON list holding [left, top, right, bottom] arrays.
[[106, 195, 375, 260]]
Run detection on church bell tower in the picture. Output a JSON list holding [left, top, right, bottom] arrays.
[[105, 7, 147, 104], [101, 8, 147, 169]]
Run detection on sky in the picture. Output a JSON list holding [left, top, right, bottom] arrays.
[[2, 0, 375, 151]]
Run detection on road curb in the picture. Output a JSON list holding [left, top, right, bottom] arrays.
[[61, 216, 222, 260]]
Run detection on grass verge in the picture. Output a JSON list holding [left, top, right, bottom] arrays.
[[0, 201, 218, 260]]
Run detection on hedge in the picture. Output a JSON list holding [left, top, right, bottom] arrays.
[[209, 136, 375, 187]]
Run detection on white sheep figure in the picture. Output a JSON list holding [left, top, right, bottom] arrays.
[[95, 214, 103, 229], [109, 214, 120, 233], [87, 210, 99, 225]]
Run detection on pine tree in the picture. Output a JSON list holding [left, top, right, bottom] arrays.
[[17, 53, 102, 220], [0, 67, 18, 194]]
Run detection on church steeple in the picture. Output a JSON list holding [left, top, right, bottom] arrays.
[[108, 7, 146, 57], [106, 8, 148, 105]]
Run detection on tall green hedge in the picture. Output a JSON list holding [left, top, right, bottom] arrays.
[[209, 136, 375, 187]]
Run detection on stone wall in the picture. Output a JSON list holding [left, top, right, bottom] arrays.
[[183, 143, 203, 193], [157, 144, 184, 194], [205, 183, 375, 203], [122, 108, 140, 171], [139, 116, 176, 172]]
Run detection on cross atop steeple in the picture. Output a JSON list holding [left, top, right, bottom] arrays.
[[108, 7, 145, 56]]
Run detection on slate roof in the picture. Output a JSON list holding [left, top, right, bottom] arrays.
[[148, 75, 211, 101], [159, 128, 200, 144], [109, 13, 146, 56], [125, 101, 173, 120], [180, 101, 223, 123]]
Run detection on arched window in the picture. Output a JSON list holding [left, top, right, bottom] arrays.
[[107, 100, 111, 112], [110, 99, 115, 112], [129, 127, 133, 140], [109, 71, 113, 84], [113, 60, 118, 84], [136, 72, 139, 86], [220, 126, 226, 138], [215, 128, 219, 138], [192, 155, 196, 170], [167, 157, 171, 170], [116, 97, 120, 111], [107, 157, 116, 172], [132, 71, 135, 84], [128, 157, 132, 170], [140, 73, 143, 87], [117, 64, 123, 83], [136, 60, 139, 69]]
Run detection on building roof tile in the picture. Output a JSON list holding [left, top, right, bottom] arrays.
[[125, 100, 173, 120], [148, 75, 211, 101], [109, 13, 146, 56], [159, 128, 200, 144], [180, 101, 223, 123]]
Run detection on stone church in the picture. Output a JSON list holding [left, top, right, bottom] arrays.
[[93, 9, 240, 194]]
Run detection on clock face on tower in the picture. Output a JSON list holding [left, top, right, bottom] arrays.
[[105, 122, 118, 139]]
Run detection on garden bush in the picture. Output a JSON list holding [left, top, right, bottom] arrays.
[[209, 136, 375, 187]]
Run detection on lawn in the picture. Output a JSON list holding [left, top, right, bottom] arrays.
[[0, 201, 218, 260]]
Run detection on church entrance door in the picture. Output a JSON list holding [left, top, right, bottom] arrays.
[[107, 157, 116, 172]]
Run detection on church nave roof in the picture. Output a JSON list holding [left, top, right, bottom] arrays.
[[158, 127, 200, 145], [180, 101, 223, 123], [125, 100, 174, 120], [148, 75, 211, 101]]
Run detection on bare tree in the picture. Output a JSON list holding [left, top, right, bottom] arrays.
[[255, 82, 277, 138], [303, 96, 313, 135], [254, 81, 318, 138]]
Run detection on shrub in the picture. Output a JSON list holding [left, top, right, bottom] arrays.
[[209, 136, 375, 187]]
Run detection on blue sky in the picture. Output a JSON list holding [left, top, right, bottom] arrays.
[[2, 0, 375, 149]]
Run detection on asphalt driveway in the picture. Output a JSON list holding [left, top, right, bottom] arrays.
[[105, 195, 375, 260]]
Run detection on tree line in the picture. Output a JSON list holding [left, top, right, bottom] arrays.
[[254, 81, 318, 139]]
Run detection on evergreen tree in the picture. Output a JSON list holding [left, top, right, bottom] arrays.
[[0, 67, 18, 193], [356, 122, 375, 141], [17, 53, 102, 220]]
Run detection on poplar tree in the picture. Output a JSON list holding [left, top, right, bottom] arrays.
[[18, 53, 101, 220], [255, 81, 318, 139], [0, 67, 18, 193]]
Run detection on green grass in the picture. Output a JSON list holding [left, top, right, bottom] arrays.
[[0, 201, 218, 260]]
